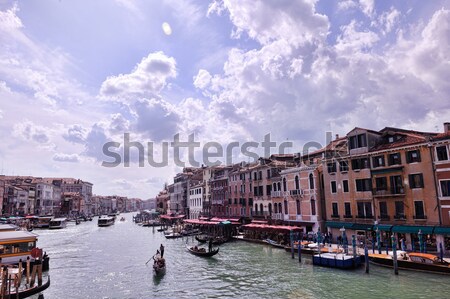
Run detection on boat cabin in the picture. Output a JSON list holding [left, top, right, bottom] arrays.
[[35, 216, 53, 228], [0, 231, 38, 264], [48, 218, 67, 229], [98, 216, 115, 227]]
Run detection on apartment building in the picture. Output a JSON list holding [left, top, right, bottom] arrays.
[[324, 127, 440, 250]]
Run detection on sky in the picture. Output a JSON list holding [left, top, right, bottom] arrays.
[[0, 0, 449, 199]]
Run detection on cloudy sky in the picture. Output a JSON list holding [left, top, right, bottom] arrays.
[[1, 0, 449, 199]]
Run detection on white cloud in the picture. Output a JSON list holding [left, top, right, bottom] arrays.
[[193, 69, 212, 89], [0, 109, 3, 119], [335, 20, 379, 55], [63, 124, 87, 144], [359, 0, 375, 18], [53, 153, 80, 163], [13, 120, 51, 144], [99, 52, 177, 101], [134, 98, 180, 141], [338, 0, 358, 12], [219, 0, 329, 46], [374, 7, 401, 35]]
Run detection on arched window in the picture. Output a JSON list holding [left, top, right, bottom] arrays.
[[295, 175, 300, 190], [283, 178, 287, 191], [311, 198, 316, 215], [277, 182, 281, 191], [309, 173, 314, 189], [274, 203, 278, 213], [254, 204, 258, 214], [296, 199, 301, 215], [260, 203, 264, 215], [273, 183, 277, 191], [279, 203, 282, 214], [284, 200, 288, 214], [268, 203, 272, 215]]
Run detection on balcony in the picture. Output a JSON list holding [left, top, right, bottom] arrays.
[[283, 214, 289, 221], [272, 213, 283, 220], [271, 191, 282, 198], [289, 189, 303, 196], [372, 188, 405, 198]]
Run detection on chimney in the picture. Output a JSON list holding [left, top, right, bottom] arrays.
[[445, 122, 450, 134]]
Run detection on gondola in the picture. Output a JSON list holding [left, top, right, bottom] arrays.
[[186, 244, 219, 257], [153, 258, 166, 276], [3, 275, 50, 299]]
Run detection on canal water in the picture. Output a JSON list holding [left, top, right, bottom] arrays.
[[34, 213, 449, 298]]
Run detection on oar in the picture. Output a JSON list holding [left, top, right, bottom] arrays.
[[145, 254, 155, 265]]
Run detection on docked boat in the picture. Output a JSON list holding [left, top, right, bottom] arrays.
[[98, 215, 115, 227], [313, 252, 361, 269], [48, 218, 67, 229], [164, 232, 182, 239], [35, 216, 53, 228], [142, 220, 160, 227], [264, 239, 286, 249], [0, 230, 50, 270], [186, 244, 219, 257], [369, 251, 450, 274]]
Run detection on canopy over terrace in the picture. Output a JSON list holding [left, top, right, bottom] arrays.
[[160, 214, 185, 223], [242, 223, 303, 232], [184, 218, 241, 226]]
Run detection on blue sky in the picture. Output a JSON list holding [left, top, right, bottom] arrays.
[[0, 0, 449, 199]]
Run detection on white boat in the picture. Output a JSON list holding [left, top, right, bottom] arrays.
[[48, 218, 67, 229], [98, 215, 115, 227], [35, 216, 53, 228]]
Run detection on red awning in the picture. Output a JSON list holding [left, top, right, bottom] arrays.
[[251, 220, 268, 224]]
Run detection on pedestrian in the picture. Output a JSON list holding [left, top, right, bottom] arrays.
[[160, 244, 165, 258]]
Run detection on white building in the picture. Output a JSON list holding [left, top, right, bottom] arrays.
[[188, 182, 203, 219]]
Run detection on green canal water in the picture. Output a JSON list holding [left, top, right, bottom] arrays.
[[34, 213, 449, 298]]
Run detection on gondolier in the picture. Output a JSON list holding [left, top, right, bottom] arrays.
[[160, 244, 165, 257]]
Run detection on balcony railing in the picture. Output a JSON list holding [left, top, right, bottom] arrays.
[[271, 191, 282, 197], [272, 213, 283, 220], [372, 188, 405, 197], [289, 189, 303, 196]]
